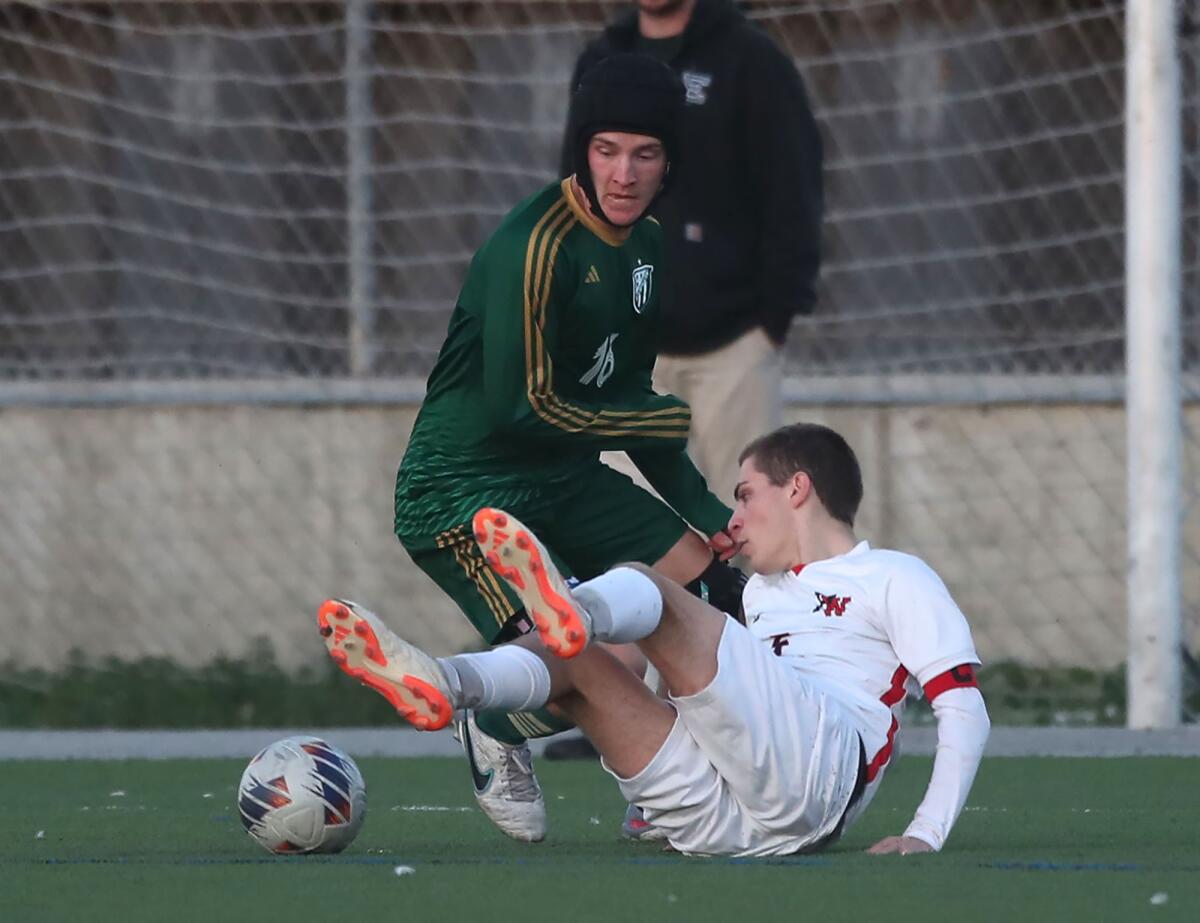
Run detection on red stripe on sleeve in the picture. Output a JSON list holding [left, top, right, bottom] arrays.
[[922, 663, 978, 703]]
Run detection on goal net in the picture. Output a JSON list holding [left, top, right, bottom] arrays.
[[0, 1, 1195, 722]]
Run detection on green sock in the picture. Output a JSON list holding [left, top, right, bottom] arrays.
[[473, 708, 575, 746]]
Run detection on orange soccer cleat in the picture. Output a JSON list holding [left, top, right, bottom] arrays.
[[471, 508, 591, 658], [317, 598, 455, 731]]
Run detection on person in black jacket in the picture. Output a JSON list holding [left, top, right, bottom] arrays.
[[546, 0, 823, 768], [560, 0, 822, 513]]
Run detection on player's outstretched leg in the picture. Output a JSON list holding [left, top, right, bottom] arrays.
[[472, 508, 592, 658], [317, 598, 455, 731], [455, 710, 547, 842]]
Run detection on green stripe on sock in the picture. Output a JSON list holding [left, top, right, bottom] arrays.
[[521, 708, 575, 737], [472, 710, 527, 746], [473, 708, 575, 745]]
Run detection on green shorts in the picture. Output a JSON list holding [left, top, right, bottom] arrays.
[[400, 463, 690, 644]]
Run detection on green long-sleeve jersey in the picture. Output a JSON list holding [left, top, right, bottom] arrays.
[[395, 179, 730, 542]]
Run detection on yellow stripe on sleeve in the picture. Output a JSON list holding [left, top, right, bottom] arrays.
[[521, 204, 691, 440]]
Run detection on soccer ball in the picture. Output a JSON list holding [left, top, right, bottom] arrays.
[[237, 735, 367, 854]]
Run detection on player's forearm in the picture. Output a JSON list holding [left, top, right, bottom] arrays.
[[904, 686, 990, 850], [628, 448, 732, 535], [751, 60, 823, 338], [757, 162, 821, 335], [491, 390, 692, 452]]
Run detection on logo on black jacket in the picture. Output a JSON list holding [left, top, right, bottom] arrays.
[[681, 71, 712, 105]]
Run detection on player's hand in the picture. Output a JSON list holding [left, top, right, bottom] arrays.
[[707, 529, 742, 562], [866, 835, 934, 856]]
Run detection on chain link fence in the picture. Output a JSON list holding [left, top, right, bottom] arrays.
[[0, 2, 1196, 718]]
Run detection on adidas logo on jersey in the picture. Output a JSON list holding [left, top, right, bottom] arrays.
[[585, 265, 600, 284]]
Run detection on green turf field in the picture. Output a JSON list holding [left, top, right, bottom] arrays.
[[2, 755, 1196, 922]]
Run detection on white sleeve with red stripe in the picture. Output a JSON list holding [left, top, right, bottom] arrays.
[[903, 681, 990, 851], [880, 553, 980, 685]]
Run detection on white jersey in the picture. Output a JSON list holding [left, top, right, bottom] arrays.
[[742, 541, 980, 784]]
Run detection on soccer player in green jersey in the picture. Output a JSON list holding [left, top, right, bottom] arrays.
[[325, 54, 747, 843]]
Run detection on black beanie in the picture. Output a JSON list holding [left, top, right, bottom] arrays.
[[567, 53, 684, 227]]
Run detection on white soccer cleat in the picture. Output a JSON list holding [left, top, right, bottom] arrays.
[[456, 710, 547, 843], [317, 598, 456, 731], [472, 508, 592, 658]]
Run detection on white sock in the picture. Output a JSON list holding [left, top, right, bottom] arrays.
[[439, 645, 551, 713], [572, 566, 663, 644]]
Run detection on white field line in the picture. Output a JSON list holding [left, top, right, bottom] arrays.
[[0, 726, 1197, 761]]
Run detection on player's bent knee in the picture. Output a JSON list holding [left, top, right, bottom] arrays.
[[615, 560, 670, 591], [601, 641, 648, 679]]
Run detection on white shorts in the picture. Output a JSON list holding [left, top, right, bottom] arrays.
[[605, 620, 863, 857]]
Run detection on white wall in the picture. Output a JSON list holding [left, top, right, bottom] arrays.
[[1, 403, 1196, 671]]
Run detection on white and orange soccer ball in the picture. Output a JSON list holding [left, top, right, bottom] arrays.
[[237, 736, 367, 854]]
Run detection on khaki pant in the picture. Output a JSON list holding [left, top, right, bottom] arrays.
[[602, 327, 782, 510]]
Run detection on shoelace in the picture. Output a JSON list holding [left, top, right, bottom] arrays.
[[491, 744, 540, 803]]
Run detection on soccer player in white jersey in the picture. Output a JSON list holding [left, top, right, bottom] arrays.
[[317, 422, 990, 856]]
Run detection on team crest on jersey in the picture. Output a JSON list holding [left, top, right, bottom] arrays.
[[631, 263, 654, 314], [813, 592, 852, 618]]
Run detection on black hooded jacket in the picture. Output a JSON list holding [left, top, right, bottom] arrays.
[[561, 0, 823, 355]]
